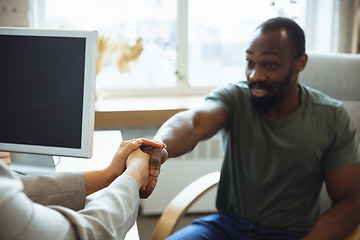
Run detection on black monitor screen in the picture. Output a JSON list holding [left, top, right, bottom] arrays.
[[0, 35, 86, 149]]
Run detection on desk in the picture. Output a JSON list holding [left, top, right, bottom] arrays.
[[57, 130, 139, 240], [56, 130, 122, 172]]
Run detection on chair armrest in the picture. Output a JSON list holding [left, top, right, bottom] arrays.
[[151, 171, 220, 240], [344, 224, 360, 240]]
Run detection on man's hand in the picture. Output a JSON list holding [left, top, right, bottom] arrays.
[[139, 147, 168, 199]]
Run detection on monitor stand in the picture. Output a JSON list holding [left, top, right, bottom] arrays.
[[9, 152, 55, 175]]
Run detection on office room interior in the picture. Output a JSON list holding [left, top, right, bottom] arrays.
[[0, 0, 359, 240]]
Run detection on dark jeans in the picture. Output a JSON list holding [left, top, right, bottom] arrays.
[[166, 213, 304, 240]]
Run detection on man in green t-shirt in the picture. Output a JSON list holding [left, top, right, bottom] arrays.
[[143, 17, 360, 239]]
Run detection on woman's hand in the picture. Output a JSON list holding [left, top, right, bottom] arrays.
[[85, 138, 164, 196], [125, 148, 156, 189], [106, 138, 165, 180]]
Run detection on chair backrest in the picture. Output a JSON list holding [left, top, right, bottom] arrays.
[[298, 52, 360, 213], [298, 52, 360, 141]]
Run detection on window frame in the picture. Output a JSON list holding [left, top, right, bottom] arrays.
[[28, 0, 336, 98]]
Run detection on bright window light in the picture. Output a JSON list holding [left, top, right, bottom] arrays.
[[45, 0, 177, 90], [188, 0, 307, 87], [39, 0, 307, 94]]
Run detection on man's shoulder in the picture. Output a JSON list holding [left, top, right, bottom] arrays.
[[205, 81, 251, 114], [232, 81, 249, 92], [300, 83, 343, 109], [208, 81, 249, 98]]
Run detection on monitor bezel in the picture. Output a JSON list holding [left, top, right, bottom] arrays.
[[0, 27, 97, 158]]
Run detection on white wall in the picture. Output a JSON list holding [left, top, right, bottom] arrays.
[[0, 0, 28, 27]]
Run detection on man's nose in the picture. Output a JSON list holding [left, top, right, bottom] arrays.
[[249, 67, 266, 82]]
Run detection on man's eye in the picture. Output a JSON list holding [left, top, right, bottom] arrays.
[[266, 62, 277, 69], [247, 61, 255, 68]]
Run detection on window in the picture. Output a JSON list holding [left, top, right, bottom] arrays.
[[30, 0, 308, 97], [188, 0, 307, 87]]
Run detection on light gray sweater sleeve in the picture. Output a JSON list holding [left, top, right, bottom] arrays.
[[21, 172, 86, 211], [0, 161, 140, 240]]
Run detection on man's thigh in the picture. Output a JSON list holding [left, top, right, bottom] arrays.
[[166, 213, 303, 240], [166, 213, 247, 240]]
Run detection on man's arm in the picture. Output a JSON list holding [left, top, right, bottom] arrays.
[[303, 163, 360, 240], [156, 101, 227, 158], [140, 101, 227, 198]]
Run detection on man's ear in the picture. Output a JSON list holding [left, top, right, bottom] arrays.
[[294, 53, 308, 73]]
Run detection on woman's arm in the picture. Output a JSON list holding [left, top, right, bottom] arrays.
[[21, 138, 165, 209], [84, 138, 164, 195], [2, 139, 163, 240]]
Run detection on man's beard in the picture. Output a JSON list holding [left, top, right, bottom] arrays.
[[248, 69, 293, 114]]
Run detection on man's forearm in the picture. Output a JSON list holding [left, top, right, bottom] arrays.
[[154, 102, 227, 159], [303, 198, 360, 240], [154, 112, 200, 158]]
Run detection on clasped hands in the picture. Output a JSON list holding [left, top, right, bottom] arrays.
[[108, 138, 168, 198]]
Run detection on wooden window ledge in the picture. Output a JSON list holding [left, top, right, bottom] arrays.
[[95, 96, 206, 128]]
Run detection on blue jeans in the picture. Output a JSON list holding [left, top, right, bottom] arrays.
[[166, 213, 304, 240]]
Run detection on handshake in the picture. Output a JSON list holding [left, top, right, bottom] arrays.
[[107, 138, 168, 199]]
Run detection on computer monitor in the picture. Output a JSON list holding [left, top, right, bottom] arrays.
[[0, 27, 98, 174]]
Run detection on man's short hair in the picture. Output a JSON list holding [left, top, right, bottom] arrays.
[[257, 17, 306, 59]]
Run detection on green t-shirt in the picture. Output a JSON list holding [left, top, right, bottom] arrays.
[[206, 81, 360, 235]]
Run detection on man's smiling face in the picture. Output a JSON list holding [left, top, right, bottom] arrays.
[[245, 29, 297, 113]]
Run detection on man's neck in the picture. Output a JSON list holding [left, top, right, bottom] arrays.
[[267, 84, 301, 121]]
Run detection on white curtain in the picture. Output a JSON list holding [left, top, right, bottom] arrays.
[[351, 0, 360, 53]]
